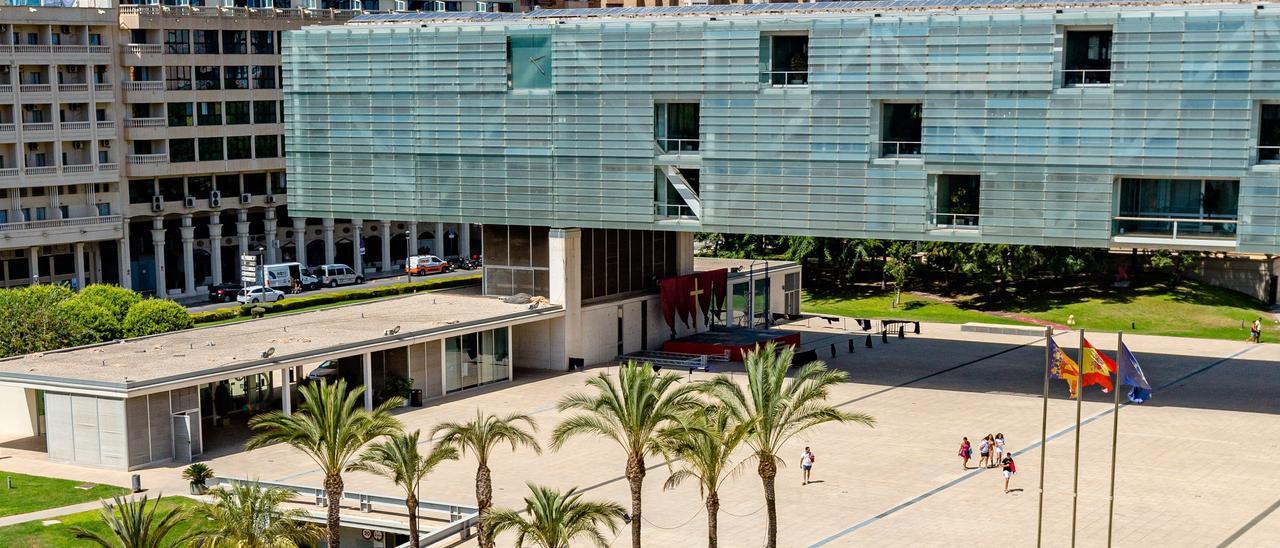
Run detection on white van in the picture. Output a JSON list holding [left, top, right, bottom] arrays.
[[309, 264, 363, 288], [262, 262, 319, 291]]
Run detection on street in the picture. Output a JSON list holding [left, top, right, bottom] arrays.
[[185, 268, 479, 313]]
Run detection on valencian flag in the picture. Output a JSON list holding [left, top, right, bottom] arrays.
[[1117, 342, 1153, 403], [1080, 338, 1117, 393], [1048, 337, 1081, 397]]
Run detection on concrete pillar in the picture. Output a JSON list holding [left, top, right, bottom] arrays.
[[73, 242, 85, 289], [351, 219, 363, 275], [460, 223, 471, 259], [361, 352, 373, 411], [27, 246, 39, 284], [208, 216, 223, 285], [434, 222, 444, 257], [407, 221, 418, 256], [235, 209, 250, 267], [322, 218, 335, 265], [151, 218, 167, 296], [180, 215, 195, 295], [676, 231, 695, 275], [281, 367, 292, 417], [548, 228, 582, 370], [380, 221, 392, 272], [118, 222, 132, 290], [292, 217, 307, 266], [263, 207, 278, 264]]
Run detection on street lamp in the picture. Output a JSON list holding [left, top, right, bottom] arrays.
[[404, 230, 413, 283]]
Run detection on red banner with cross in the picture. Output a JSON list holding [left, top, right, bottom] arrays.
[[659, 269, 729, 332]]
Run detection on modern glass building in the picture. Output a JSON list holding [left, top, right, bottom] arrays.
[[285, 1, 1280, 253]]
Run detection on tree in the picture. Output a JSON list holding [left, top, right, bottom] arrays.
[[57, 298, 121, 344], [484, 484, 625, 548], [70, 494, 195, 548], [188, 481, 322, 547], [78, 284, 142, 323], [883, 241, 916, 307], [662, 406, 753, 548], [246, 379, 404, 548], [552, 361, 700, 548], [0, 284, 83, 358], [704, 343, 875, 548], [352, 430, 459, 548], [122, 299, 193, 338], [429, 411, 541, 548]]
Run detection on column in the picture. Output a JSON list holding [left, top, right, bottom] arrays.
[[676, 231, 695, 275], [351, 218, 363, 275], [434, 222, 444, 257], [235, 209, 250, 264], [281, 367, 292, 417], [27, 246, 39, 285], [548, 228, 583, 370], [73, 242, 86, 290], [407, 221, 418, 256], [322, 218, 335, 265], [118, 222, 132, 290], [293, 217, 307, 266], [151, 218, 167, 297], [263, 207, 278, 264], [208, 214, 223, 285], [361, 352, 373, 411], [380, 221, 392, 272], [460, 223, 471, 259], [180, 215, 196, 296]]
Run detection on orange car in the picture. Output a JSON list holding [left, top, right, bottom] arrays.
[[406, 255, 451, 276]]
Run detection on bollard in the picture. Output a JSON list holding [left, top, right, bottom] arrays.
[[131, 474, 142, 493], [865, 334, 873, 348], [898, 327, 905, 339], [881, 330, 888, 343], [6, 476, 10, 489], [848, 338, 855, 353], [915, 322, 921, 335], [830, 343, 837, 358]]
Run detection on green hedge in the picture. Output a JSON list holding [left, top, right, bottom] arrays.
[[190, 274, 479, 325], [123, 299, 194, 337]]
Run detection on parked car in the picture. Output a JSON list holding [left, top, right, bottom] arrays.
[[308, 264, 364, 288], [406, 255, 450, 276], [207, 282, 243, 304], [262, 262, 320, 291], [236, 285, 286, 304], [304, 360, 340, 384]]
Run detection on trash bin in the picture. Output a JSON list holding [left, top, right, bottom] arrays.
[[409, 389, 423, 407]]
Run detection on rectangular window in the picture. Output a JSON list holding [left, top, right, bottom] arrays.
[[194, 30, 219, 54], [933, 174, 980, 228], [216, 175, 240, 198], [880, 102, 922, 157], [507, 34, 553, 90], [165, 66, 191, 91], [252, 100, 277, 124], [198, 137, 223, 162], [195, 66, 220, 90], [254, 135, 278, 158], [761, 34, 809, 86], [1115, 178, 1239, 240], [270, 172, 286, 194], [252, 66, 277, 89], [243, 172, 267, 195], [196, 101, 222, 125], [1063, 29, 1112, 87], [251, 30, 274, 54], [653, 103, 699, 153], [163, 29, 189, 54], [224, 66, 248, 90], [1259, 104, 1280, 163], [166, 102, 193, 127], [222, 31, 246, 54], [227, 136, 252, 160], [128, 179, 154, 204], [226, 101, 251, 124], [169, 138, 195, 163]]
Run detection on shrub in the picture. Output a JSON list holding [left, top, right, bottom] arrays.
[[76, 284, 142, 323], [56, 298, 121, 344], [0, 284, 82, 358], [123, 299, 194, 338], [189, 274, 481, 325], [190, 307, 240, 324]]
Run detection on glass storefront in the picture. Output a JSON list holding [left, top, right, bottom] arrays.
[[444, 327, 510, 394]]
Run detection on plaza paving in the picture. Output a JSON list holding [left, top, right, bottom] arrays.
[[2, 320, 1279, 547]]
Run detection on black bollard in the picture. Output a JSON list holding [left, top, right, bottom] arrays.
[[914, 322, 921, 334], [848, 338, 855, 353], [865, 334, 873, 348], [898, 327, 905, 339], [882, 330, 889, 343], [830, 343, 837, 358]]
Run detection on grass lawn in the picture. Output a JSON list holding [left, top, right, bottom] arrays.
[[0, 496, 203, 548], [0, 472, 128, 518], [802, 290, 1029, 326]]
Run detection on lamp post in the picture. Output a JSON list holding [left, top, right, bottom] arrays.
[[404, 230, 413, 283]]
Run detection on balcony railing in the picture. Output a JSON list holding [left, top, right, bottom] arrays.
[[655, 203, 700, 220], [0, 123, 13, 133], [0, 85, 12, 94], [98, 162, 118, 172], [94, 83, 112, 93], [1062, 69, 1112, 87], [932, 212, 981, 229], [60, 121, 91, 131], [128, 153, 169, 164], [0, 215, 121, 233], [1259, 145, 1280, 163], [96, 120, 115, 131], [878, 141, 923, 158], [656, 138, 699, 153], [0, 168, 17, 177], [121, 4, 365, 20], [19, 84, 51, 94], [761, 70, 809, 87], [1113, 216, 1238, 242], [22, 122, 54, 132], [125, 117, 166, 128], [124, 44, 162, 55], [58, 83, 88, 93], [88, 45, 111, 55], [62, 164, 93, 174], [124, 81, 164, 91], [52, 45, 94, 55], [24, 166, 57, 176], [13, 45, 51, 54]]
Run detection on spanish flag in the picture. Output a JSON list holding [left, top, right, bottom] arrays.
[[1081, 338, 1117, 393], [1048, 337, 1081, 397]]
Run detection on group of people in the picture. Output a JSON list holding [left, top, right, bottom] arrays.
[[958, 433, 1017, 493], [1248, 317, 1264, 343]]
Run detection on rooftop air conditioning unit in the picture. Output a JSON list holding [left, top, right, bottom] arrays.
[[151, 196, 163, 212], [264, 195, 276, 204], [183, 196, 195, 208], [209, 190, 221, 208], [240, 192, 251, 204]]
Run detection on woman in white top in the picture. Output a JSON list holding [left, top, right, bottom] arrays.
[[994, 433, 1006, 467], [801, 447, 815, 485]]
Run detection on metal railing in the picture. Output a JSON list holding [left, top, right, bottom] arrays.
[[21, 122, 54, 132], [60, 121, 91, 131], [1258, 145, 1280, 163], [128, 153, 169, 164], [878, 140, 922, 157], [19, 84, 51, 94], [761, 70, 809, 87], [125, 117, 166, 128], [122, 5, 371, 19], [0, 215, 120, 233], [124, 81, 164, 91], [932, 212, 980, 228], [656, 138, 699, 153], [655, 203, 700, 220], [1062, 69, 1112, 87], [1113, 216, 1238, 241], [58, 83, 88, 93], [24, 166, 57, 176]]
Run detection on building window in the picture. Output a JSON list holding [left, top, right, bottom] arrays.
[[654, 103, 699, 153], [195, 66, 220, 90], [128, 179, 154, 204], [1115, 178, 1239, 241], [251, 30, 275, 55], [164, 29, 189, 55], [222, 31, 246, 55], [243, 172, 268, 195], [166, 102, 193, 127], [880, 102, 922, 157], [224, 66, 249, 90], [1259, 104, 1280, 163], [198, 137, 223, 162], [507, 34, 552, 90], [933, 174, 980, 228], [170, 138, 195, 163], [760, 34, 808, 87], [197, 101, 222, 126], [1063, 29, 1112, 87], [226, 101, 250, 125], [227, 136, 252, 160], [252, 66, 277, 90], [444, 327, 510, 393], [270, 172, 286, 194], [254, 135, 278, 158], [252, 100, 277, 124], [165, 66, 191, 91], [194, 30, 219, 54]]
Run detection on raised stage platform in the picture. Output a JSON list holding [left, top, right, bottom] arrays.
[[662, 326, 801, 361]]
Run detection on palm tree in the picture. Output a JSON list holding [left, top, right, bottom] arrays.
[[485, 484, 625, 548], [551, 361, 700, 548], [71, 494, 194, 548], [188, 481, 322, 547], [705, 343, 875, 548], [662, 407, 753, 548], [351, 430, 459, 548], [429, 411, 541, 548], [246, 379, 404, 548]]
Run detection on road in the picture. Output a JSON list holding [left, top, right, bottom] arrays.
[[186, 268, 479, 313]]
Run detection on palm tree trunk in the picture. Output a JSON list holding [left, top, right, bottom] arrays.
[[325, 473, 344, 548], [476, 463, 494, 548], [626, 454, 646, 548], [706, 491, 720, 548], [759, 457, 778, 548], [407, 494, 420, 548]]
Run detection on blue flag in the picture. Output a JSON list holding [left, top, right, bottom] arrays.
[[1118, 342, 1152, 403]]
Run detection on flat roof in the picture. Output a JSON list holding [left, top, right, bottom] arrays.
[[0, 287, 561, 397], [695, 257, 800, 279]]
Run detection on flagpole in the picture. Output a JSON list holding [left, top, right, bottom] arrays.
[[1070, 328, 1084, 548], [1037, 325, 1051, 548], [1107, 331, 1124, 547]]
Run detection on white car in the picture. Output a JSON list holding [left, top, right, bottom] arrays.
[[237, 285, 286, 304]]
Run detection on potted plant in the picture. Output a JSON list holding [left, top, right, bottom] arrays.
[[379, 374, 413, 408], [182, 463, 214, 495]]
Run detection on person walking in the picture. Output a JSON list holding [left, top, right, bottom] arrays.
[[958, 437, 972, 470], [978, 434, 992, 469], [801, 446, 815, 486], [994, 433, 1006, 465], [1251, 317, 1263, 343], [1001, 451, 1017, 494]]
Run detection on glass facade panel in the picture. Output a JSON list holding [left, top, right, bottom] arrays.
[[934, 174, 980, 228], [444, 328, 510, 394], [507, 34, 552, 89], [1116, 178, 1239, 239]]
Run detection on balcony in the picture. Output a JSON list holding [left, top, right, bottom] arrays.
[[24, 166, 57, 176], [1112, 217, 1238, 247], [0, 123, 13, 133], [1062, 69, 1111, 88], [58, 83, 89, 94], [931, 212, 980, 229], [94, 83, 112, 94], [96, 120, 114, 131], [19, 84, 51, 94], [655, 203, 700, 222], [656, 138, 699, 154], [0, 215, 123, 248], [13, 45, 51, 55], [62, 164, 93, 174], [877, 140, 923, 158], [124, 44, 162, 56], [0, 168, 16, 178], [98, 162, 118, 172], [0, 85, 12, 95], [760, 71, 809, 87], [60, 121, 92, 132], [128, 153, 168, 164], [22, 122, 54, 133], [124, 81, 164, 91], [125, 117, 166, 128]]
